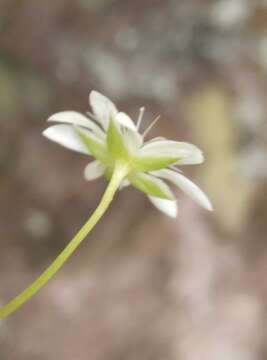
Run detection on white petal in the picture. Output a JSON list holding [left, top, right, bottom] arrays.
[[84, 160, 105, 181], [119, 179, 131, 190], [144, 136, 166, 144], [142, 140, 197, 152], [152, 169, 213, 211], [123, 128, 143, 153], [89, 90, 118, 130], [43, 125, 90, 155], [48, 111, 105, 139], [140, 140, 203, 164], [177, 151, 204, 165], [148, 196, 178, 218], [115, 112, 136, 131], [48, 111, 96, 128]]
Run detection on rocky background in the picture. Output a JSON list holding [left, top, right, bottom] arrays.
[[0, 0, 267, 359]]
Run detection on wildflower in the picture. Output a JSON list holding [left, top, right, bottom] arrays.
[[0, 91, 212, 319], [43, 90, 212, 217]]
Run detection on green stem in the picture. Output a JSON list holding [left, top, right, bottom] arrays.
[[0, 162, 128, 319]]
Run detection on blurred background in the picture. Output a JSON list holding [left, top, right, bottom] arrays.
[[0, 0, 267, 359]]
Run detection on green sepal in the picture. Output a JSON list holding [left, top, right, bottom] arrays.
[[107, 118, 129, 161], [133, 155, 181, 172], [104, 166, 113, 181], [76, 127, 108, 163], [129, 172, 174, 199]]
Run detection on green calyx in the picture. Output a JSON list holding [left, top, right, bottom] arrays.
[[133, 155, 181, 172], [107, 118, 130, 162], [77, 119, 180, 200], [76, 127, 108, 164], [128, 172, 174, 199]]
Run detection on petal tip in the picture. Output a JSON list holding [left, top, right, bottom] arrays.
[[148, 196, 178, 218], [205, 201, 214, 212], [42, 127, 51, 138], [83, 160, 105, 181], [89, 90, 99, 100], [115, 112, 136, 131], [89, 90, 108, 105], [199, 193, 213, 212]]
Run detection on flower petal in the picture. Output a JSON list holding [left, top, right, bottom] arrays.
[[115, 112, 136, 131], [43, 125, 90, 155], [47, 111, 105, 139], [135, 140, 186, 171], [152, 169, 213, 211], [140, 140, 204, 165], [119, 179, 131, 190], [89, 90, 118, 130], [144, 136, 166, 144], [122, 128, 143, 153], [177, 151, 204, 165], [148, 196, 178, 218], [84, 160, 105, 181], [129, 172, 175, 199]]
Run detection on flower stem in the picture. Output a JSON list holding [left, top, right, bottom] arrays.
[[0, 162, 129, 319]]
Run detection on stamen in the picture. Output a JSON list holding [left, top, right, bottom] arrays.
[[137, 107, 145, 130], [143, 115, 160, 138]]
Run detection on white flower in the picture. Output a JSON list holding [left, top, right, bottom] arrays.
[[43, 91, 213, 218]]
